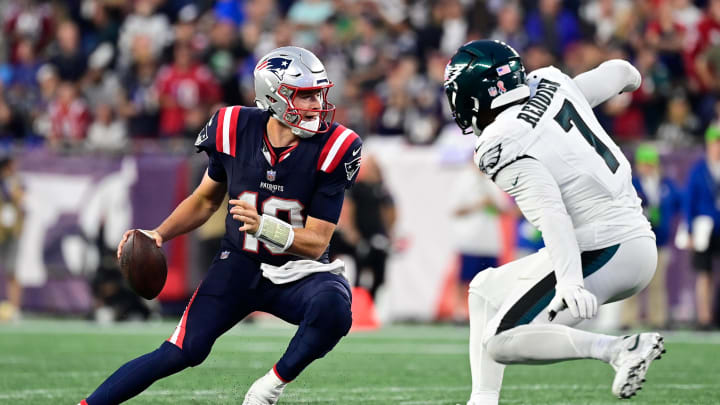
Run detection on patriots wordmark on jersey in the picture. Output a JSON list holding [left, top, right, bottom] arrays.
[[195, 106, 362, 267]]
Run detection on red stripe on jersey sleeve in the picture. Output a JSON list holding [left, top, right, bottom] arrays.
[[326, 131, 359, 172], [228, 106, 241, 157], [317, 125, 347, 170], [215, 107, 227, 153]]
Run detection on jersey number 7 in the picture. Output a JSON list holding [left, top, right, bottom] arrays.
[[554, 99, 619, 173]]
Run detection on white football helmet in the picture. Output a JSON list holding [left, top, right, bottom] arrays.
[[254, 46, 335, 138]]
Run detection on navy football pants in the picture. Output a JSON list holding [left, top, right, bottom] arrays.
[[84, 250, 353, 405]]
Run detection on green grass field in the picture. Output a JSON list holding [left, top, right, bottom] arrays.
[[1, 320, 719, 404]]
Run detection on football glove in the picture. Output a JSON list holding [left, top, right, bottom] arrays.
[[547, 284, 598, 321]]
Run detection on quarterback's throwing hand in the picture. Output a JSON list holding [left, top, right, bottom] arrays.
[[229, 199, 260, 234], [547, 284, 598, 321]]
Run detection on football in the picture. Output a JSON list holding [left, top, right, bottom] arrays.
[[119, 229, 167, 300]]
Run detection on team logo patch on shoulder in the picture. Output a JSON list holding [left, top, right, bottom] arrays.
[[257, 57, 292, 80], [194, 125, 208, 146], [345, 156, 361, 181], [477, 144, 502, 174]]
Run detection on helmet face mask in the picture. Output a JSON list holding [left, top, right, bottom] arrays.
[[277, 84, 335, 135], [444, 40, 529, 136], [254, 47, 336, 138]]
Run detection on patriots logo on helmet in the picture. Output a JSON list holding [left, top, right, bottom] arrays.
[[257, 57, 293, 80]]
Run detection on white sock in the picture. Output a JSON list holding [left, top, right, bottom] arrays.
[[468, 292, 505, 405], [485, 324, 619, 365]]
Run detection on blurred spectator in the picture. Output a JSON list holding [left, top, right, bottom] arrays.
[[672, 0, 702, 29], [4, 38, 43, 122], [0, 153, 24, 322], [0, 84, 26, 143], [79, 0, 121, 55], [656, 93, 701, 146], [2, 0, 55, 64], [685, 125, 720, 330], [449, 161, 510, 322], [288, 0, 334, 47], [47, 82, 92, 147], [438, 0, 468, 56], [81, 43, 122, 108], [525, 0, 581, 57], [48, 20, 87, 82], [204, 19, 249, 107], [580, 0, 632, 45], [86, 104, 127, 152], [118, 36, 160, 138], [491, 3, 529, 52], [117, 0, 172, 71], [621, 144, 683, 329], [645, 0, 686, 79], [155, 43, 221, 138], [333, 155, 395, 299]]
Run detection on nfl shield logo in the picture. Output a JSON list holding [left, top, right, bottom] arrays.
[[266, 169, 277, 182], [488, 86, 498, 97], [220, 250, 230, 260]]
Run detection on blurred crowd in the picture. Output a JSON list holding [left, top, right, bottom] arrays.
[[3, 0, 720, 328], [0, 0, 720, 151]]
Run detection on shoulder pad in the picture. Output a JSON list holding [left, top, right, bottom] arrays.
[[527, 66, 570, 97], [195, 106, 248, 156], [317, 124, 362, 174], [473, 121, 526, 179]]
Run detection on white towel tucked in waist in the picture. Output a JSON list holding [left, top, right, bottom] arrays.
[[260, 259, 346, 284]]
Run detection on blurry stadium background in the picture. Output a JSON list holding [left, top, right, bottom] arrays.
[[1, 0, 720, 403]]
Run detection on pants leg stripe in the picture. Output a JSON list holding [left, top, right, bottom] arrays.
[[168, 286, 201, 349], [496, 244, 620, 334]]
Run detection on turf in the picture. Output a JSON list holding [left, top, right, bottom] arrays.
[[1, 320, 719, 404]]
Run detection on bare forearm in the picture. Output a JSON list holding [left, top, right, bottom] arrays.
[[286, 227, 330, 260], [155, 193, 221, 242]]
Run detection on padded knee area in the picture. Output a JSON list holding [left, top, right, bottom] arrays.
[[306, 290, 353, 338], [171, 336, 213, 367], [484, 332, 512, 365]]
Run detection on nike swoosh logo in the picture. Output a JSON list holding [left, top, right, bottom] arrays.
[[352, 148, 361, 156], [628, 335, 640, 351], [511, 176, 519, 187]]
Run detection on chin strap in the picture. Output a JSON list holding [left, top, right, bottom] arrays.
[[253, 214, 295, 252]]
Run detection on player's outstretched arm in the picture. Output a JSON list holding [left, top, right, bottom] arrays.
[[573, 60, 641, 108], [494, 158, 597, 320], [154, 169, 227, 242]]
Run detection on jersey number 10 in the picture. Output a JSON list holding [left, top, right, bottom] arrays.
[[237, 192, 304, 254], [554, 99, 619, 174]]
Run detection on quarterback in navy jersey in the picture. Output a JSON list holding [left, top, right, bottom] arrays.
[[80, 46, 362, 405]]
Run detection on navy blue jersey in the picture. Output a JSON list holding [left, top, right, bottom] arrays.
[[195, 106, 362, 266]]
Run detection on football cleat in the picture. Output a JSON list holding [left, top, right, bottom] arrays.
[[609, 333, 665, 399], [242, 369, 288, 405]]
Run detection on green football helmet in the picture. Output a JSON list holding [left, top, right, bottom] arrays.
[[444, 40, 529, 134]]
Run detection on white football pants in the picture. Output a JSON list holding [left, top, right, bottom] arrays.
[[467, 236, 657, 404]]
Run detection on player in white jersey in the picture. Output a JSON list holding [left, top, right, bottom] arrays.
[[443, 40, 665, 404]]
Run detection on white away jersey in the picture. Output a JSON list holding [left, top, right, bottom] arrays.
[[474, 66, 653, 251]]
